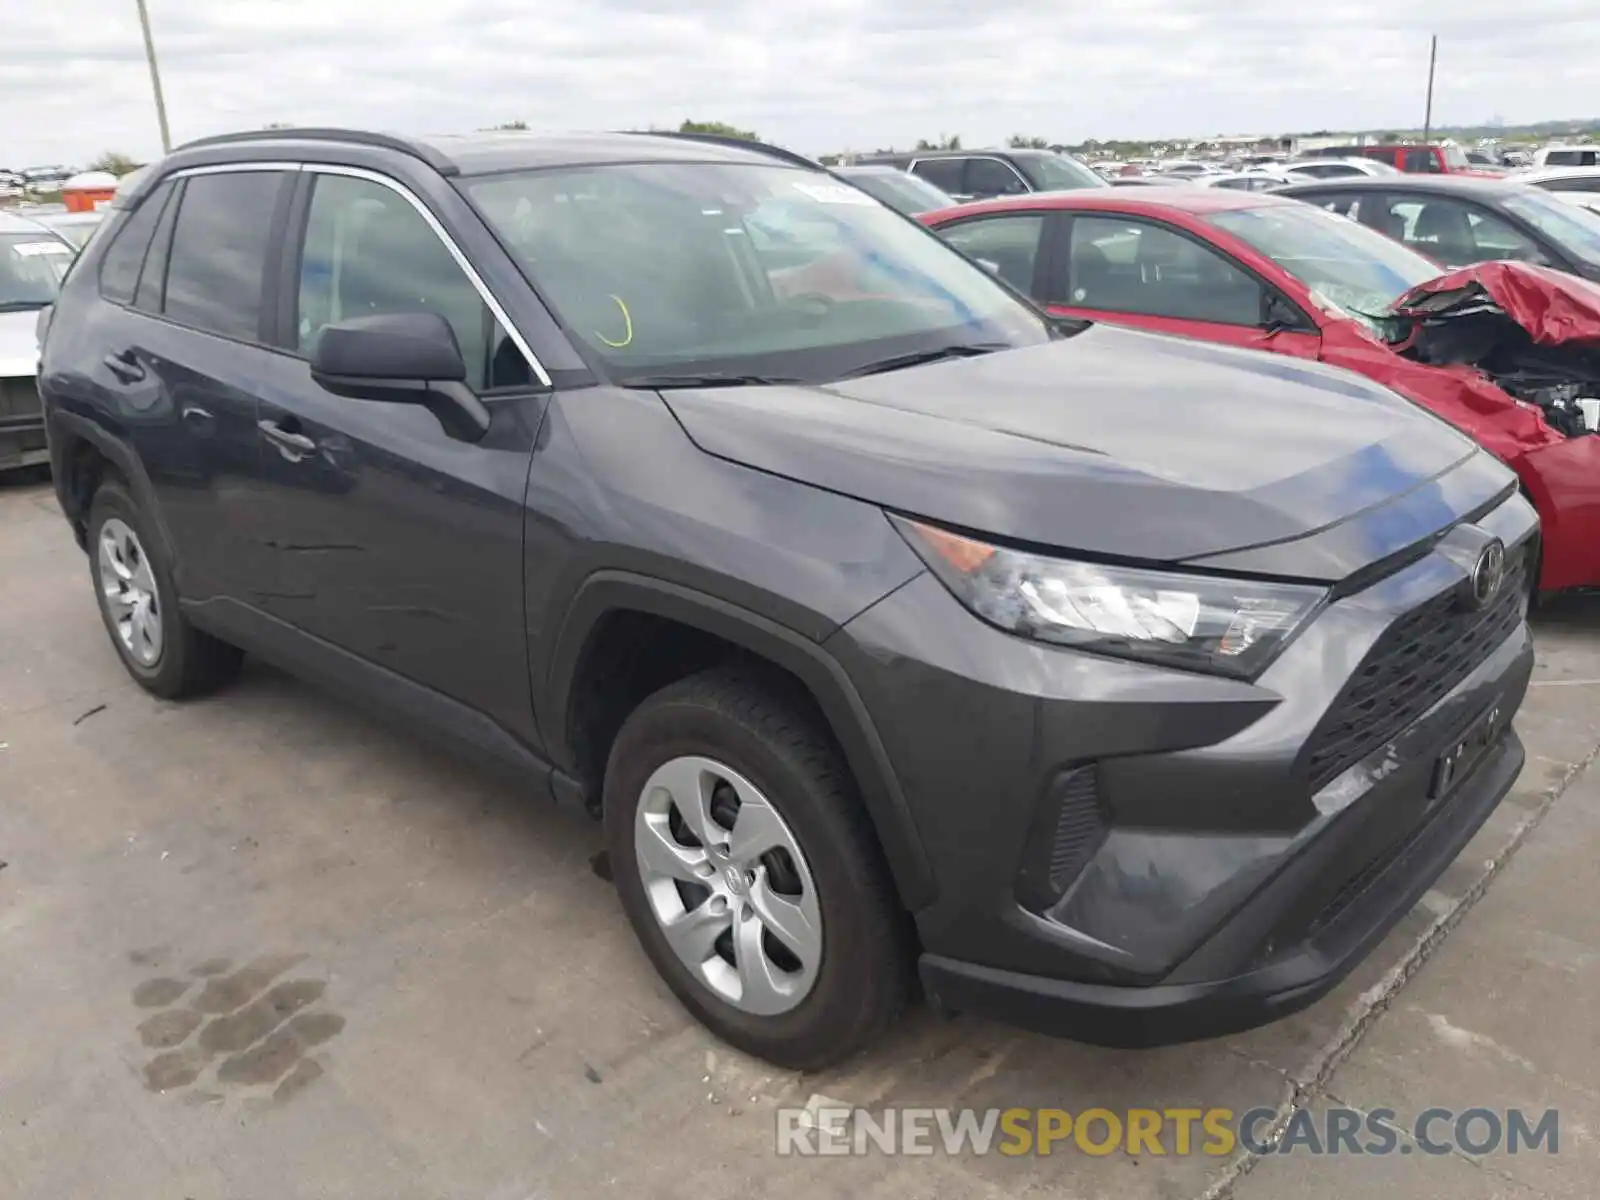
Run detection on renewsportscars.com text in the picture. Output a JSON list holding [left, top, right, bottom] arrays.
[[776, 1105, 1560, 1158]]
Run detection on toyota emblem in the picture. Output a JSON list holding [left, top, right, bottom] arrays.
[[1467, 539, 1507, 610]]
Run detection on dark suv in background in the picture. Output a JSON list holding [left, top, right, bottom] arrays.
[[37, 128, 1537, 1069], [855, 147, 1107, 201]]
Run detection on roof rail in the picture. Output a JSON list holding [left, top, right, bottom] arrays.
[[173, 127, 458, 175], [622, 130, 824, 172]]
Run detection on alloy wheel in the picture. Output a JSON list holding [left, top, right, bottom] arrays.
[[633, 755, 823, 1015], [97, 517, 164, 668]]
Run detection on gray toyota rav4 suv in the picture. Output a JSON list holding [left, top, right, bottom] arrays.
[[37, 128, 1537, 1069]]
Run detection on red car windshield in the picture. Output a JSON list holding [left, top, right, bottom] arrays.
[[1206, 204, 1441, 323]]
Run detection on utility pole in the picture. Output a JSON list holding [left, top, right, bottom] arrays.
[[1423, 35, 1438, 143], [135, 0, 172, 153]]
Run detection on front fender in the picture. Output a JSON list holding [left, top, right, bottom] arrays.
[[544, 570, 937, 912]]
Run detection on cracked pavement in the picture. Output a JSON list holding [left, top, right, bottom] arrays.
[[2, 471, 1597, 1199]]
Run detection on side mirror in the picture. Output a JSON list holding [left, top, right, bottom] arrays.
[[309, 311, 490, 442]]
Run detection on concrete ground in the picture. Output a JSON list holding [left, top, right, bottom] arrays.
[[1, 467, 1597, 1200]]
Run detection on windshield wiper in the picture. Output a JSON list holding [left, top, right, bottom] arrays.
[[839, 342, 1010, 380], [0, 300, 49, 313], [615, 372, 805, 389]]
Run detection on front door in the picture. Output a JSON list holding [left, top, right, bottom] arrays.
[[1046, 214, 1323, 359], [246, 167, 551, 742]]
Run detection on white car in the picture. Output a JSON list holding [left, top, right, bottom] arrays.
[[0, 211, 76, 473], [1197, 170, 1292, 192], [1281, 158, 1402, 180], [1512, 165, 1600, 194], [1532, 145, 1600, 169]]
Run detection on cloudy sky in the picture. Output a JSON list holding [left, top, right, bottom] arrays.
[[6, 0, 1597, 167]]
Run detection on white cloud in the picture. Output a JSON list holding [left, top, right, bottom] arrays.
[[4, 0, 1597, 167]]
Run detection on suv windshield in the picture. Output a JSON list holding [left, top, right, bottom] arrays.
[[1207, 203, 1440, 323], [467, 162, 1052, 383], [1013, 152, 1108, 191], [0, 231, 74, 311], [1501, 190, 1600, 267], [1441, 145, 1471, 170]]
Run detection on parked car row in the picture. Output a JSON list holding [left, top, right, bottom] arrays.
[[1, 210, 79, 473], [27, 127, 1545, 1072]]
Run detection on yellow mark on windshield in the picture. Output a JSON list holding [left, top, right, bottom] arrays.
[[596, 295, 633, 348]]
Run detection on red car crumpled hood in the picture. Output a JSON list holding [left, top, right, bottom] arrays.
[[1321, 260, 1600, 591], [1386, 261, 1600, 346]]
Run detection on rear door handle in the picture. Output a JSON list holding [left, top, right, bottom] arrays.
[[103, 352, 145, 383], [258, 418, 317, 462]]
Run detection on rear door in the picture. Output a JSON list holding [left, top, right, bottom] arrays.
[[89, 167, 290, 601], [1045, 214, 1322, 358], [245, 166, 552, 739]]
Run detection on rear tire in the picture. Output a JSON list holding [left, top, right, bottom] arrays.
[[604, 667, 911, 1070], [87, 479, 243, 699]]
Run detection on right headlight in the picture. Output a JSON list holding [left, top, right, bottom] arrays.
[[893, 516, 1327, 679]]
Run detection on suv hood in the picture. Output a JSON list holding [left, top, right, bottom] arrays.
[[662, 325, 1508, 581], [0, 308, 41, 377]]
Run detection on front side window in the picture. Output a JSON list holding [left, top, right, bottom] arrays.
[[965, 158, 1029, 198], [936, 214, 1045, 292], [296, 173, 528, 390], [1383, 196, 1544, 265], [164, 171, 289, 341], [1207, 203, 1439, 325], [1403, 149, 1438, 173], [0, 231, 75, 312], [466, 162, 1051, 384], [1501, 189, 1600, 268], [1065, 216, 1264, 325]]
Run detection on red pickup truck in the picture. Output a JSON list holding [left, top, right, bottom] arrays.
[[1303, 143, 1499, 176], [1360, 143, 1501, 176]]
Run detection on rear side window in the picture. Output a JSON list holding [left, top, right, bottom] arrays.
[[164, 170, 289, 341], [911, 158, 966, 194], [98, 182, 174, 305]]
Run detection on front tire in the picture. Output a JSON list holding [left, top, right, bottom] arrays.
[[604, 668, 911, 1070], [88, 478, 243, 699]]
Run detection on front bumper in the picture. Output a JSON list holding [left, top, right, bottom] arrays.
[[827, 492, 1538, 1045], [1, 375, 48, 473], [919, 723, 1522, 1046]]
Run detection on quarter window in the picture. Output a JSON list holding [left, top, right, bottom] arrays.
[[296, 173, 528, 391], [164, 171, 288, 340], [97, 181, 173, 306], [1067, 217, 1264, 325]]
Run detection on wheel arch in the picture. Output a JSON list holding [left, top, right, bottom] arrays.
[[545, 571, 937, 912]]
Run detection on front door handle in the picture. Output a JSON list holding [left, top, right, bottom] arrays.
[[258, 418, 317, 462], [103, 351, 145, 383]]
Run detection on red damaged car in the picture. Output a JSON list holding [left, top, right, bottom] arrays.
[[920, 188, 1600, 592]]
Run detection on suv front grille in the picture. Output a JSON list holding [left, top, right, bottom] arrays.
[[0, 376, 42, 420], [1303, 550, 1528, 794]]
